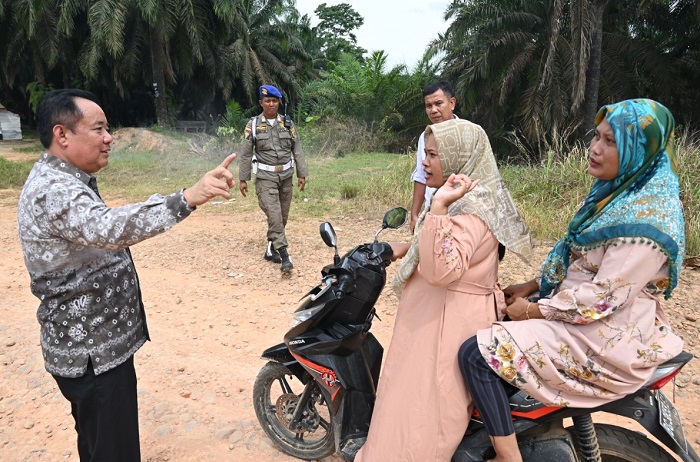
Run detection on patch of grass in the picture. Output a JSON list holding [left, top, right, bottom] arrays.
[[13, 146, 42, 153], [677, 129, 700, 257], [500, 147, 593, 242], [99, 138, 220, 200], [295, 152, 411, 217], [0, 157, 34, 188], [96, 144, 411, 218], [362, 152, 414, 211], [340, 184, 360, 199]]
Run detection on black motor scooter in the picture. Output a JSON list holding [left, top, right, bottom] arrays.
[[253, 207, 698, 462]]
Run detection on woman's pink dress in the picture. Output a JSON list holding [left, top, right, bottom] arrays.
[[477, 241, 683, 406], [356, 213, 503, 461]]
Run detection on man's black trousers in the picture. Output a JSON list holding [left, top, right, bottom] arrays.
[[53, 355, 140, 461]]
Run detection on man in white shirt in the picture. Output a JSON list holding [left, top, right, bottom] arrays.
[[410, 81, 458, 232]]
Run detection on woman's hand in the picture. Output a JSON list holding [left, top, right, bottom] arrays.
[[502, 297, 542, 321], [389, 242, 411, 261], [503, 279, 539, 306], [431, 174, 480, 215]]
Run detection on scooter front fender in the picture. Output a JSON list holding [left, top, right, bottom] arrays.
[[261, 343, 308, 382]]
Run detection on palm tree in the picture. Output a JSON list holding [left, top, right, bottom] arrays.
[[73, 0, 237, 127], [570, 0, 608, 139], [299, 51, 406, 124], [0, 0, 90, 120], [438, 0, 575, 158], [631, 0, 700, 125], [218, 0, 312, 106], [438, 0, 678, 160]]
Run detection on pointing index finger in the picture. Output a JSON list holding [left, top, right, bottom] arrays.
[[220, 153, 237, 169]]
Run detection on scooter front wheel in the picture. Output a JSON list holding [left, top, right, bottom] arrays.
[[253, 361, 335, 460]]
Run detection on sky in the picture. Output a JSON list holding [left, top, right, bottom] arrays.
[[294, 0, 452, 69]]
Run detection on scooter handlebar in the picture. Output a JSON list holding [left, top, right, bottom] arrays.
[[371, 242, 394, 262], [337, 273, 353, 295]]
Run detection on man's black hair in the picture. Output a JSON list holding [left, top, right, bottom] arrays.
[[422, 81, 454, 99], [36, 89, 100, 148]]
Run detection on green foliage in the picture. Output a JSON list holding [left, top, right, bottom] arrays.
[[223, 0, 314, 105], [298, 51, 439, 152], [300, 52, 400, 123], [89, 147, 410, 217], [2, 0, 700, 154], [362, 152, 415, 211], [216, 100, 249, 138], [313, 2, 366, 64], [26, 82, 53, 113], [0, 0, 315, 127]]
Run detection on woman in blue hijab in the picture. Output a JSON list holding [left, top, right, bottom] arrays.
[[458, 99, 685, 461]]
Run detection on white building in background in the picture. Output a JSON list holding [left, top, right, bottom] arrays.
[[0, 104, 22, 140]]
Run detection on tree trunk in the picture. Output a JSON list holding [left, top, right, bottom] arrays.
[[149, 27, 171, 128], [581, 0, 608, 141]]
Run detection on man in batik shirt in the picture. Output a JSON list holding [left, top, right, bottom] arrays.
[[17, 88, 236, 461]]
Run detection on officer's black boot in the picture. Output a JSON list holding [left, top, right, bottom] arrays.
[[278, 246, 293, 272], [264, 240, 282, 263]]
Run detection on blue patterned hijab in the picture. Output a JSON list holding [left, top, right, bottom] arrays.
[[539, 99, 685, 299]]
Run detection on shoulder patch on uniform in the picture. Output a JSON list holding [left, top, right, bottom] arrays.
[[290, 126, 297, 139]]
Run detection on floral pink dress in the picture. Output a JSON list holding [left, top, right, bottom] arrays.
[[356, 213, 504, 461], [477, 240, 683, 406]]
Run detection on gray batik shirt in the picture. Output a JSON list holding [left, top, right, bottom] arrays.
[[17, 153, 194, 377]]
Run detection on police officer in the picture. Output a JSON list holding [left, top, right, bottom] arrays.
[[239, 85, 308, 272]]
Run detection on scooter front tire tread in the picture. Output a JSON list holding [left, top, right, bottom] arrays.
[[253, 361, 336, 460]]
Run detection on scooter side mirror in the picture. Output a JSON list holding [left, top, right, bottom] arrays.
[[320, 222, 337, 248], [383, 207, 408, 230], [320, 222, 341, 265], [374, 207, 409, 243]]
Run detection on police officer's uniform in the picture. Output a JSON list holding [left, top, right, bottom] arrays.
[[238, 86, 308, 270]]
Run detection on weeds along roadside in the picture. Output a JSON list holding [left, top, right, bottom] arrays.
[[0, 129, 698, 259]]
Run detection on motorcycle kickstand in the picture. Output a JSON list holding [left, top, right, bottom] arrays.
[[572, 414, 602, 462]]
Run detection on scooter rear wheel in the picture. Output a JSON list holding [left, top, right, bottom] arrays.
[[574, 423, 676, 462], [253, 361, 335, 459]]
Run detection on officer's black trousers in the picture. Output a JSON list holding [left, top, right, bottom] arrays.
[[53, 355, 141, 461]]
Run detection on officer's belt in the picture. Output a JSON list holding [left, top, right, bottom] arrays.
[[256, 159, 293, 173]]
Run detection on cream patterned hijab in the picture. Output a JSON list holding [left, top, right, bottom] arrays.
[[392, 119, 533, 293]]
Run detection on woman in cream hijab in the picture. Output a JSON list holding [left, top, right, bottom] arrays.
[[355, 119, 532, 461]]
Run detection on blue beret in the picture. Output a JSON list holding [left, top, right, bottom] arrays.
[[259, 85, 282, 99]]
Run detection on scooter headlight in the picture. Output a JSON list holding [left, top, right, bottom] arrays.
[[291, 304, 324, 327]]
